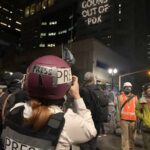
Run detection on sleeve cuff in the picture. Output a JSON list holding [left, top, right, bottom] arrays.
[[74, 97, 87, 109]]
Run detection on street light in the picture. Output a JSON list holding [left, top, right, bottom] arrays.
[[108, 68, 118, 90]]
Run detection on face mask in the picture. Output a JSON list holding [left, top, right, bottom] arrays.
[[124, 87, 132, 94], [146, 88, 150, 97]]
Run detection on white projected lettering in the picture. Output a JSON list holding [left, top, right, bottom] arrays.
[[81, 0, 110, 25]]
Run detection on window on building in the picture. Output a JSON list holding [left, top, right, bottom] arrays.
[[147, 51, 150, 54], [3, 8, 9, 12], [25, 6, 30, 17], [48, 0, 55, 7], [16, 21, 21, 25], [68, 26, 74, 31], [49, 21, 57, 25], [96, 61, 109, 69], [40, 33, 46, 36], [41, 22, 47, 25], [69, 15, 73, 19], [48, 32, 56, 36], [0, 22, 7, 26], [107, 35, 111, 38], [30, 3, 36, 15], [68, 39, 73, 43], [15, 28, 21, 32], [42, 0, 47, 10], [58, 30, 67, 35], [36, 2, 42, 12], [39, 44, 45, 47], [47, 43, 55, 47]]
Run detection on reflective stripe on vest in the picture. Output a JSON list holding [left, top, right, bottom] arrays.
[[119, 94, 137, 121]]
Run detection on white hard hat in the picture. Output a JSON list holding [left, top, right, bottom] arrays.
[[123, 82, 132, 87]]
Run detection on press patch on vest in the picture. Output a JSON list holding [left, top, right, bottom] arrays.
[[5, 137, 39, 150], [32, 65, 72, 84]]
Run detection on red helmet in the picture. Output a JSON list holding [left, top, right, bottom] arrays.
[[25, 55, 72, 100]]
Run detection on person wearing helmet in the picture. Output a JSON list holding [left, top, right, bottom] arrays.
[[0, 72, 29, 126], [116, 82, 138, 150], [135, 83, 150, 150], [0, 72, 29, 117], [1, 55, 97, 150]]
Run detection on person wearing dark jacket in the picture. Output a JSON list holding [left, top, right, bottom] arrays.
[[0, 72, 29, 114], [0, 72, 29, 148], [80, 72, 108, 150]]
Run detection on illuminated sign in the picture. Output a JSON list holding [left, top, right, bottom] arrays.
[[81, 0, 110, 25]]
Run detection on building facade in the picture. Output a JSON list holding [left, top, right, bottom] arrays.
[[22, 0, 77, 50], [0, 1, 23, 47], [0, 0, 149, 72]]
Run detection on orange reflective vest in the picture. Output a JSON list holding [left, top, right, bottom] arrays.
[[118, 94, 137, 121]]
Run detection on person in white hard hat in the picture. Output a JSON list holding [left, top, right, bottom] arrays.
[[116, 82, 138, 150]]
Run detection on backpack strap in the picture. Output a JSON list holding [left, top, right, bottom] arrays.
[[47, 112, 65, 146], [0, 92, 5, 97], [2, 94, 12, 124], [1, 90, 21, 124]]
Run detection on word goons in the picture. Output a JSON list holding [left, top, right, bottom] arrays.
[[5, 137, 39, 150], [32, 65, 72, 85]]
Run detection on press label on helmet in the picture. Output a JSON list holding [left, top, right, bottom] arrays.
[[57, 68, 72, 84], [32, 65, 72, 84]]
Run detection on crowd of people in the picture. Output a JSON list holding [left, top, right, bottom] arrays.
[[0, 55, 150, 150]]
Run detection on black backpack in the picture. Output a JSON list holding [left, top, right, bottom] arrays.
[[80, 85, 109, 123], [2, 105, 65, 150]]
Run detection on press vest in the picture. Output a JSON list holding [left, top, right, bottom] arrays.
[[119, 94, 137, 121], [1, 106, 65, 150]]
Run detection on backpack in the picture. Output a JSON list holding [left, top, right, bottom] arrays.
[[1, 105, 65, 150], [80, 85, 109, 123]]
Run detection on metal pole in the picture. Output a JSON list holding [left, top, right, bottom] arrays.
[[119, 69, 147, 91], [61, 43, 64, 59], [119, 75, 121, 91], [112, 74, 114, 90]]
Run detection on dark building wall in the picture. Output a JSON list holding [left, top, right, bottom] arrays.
[[111, 0, 150, 69], [112, 1, 136, 57]]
